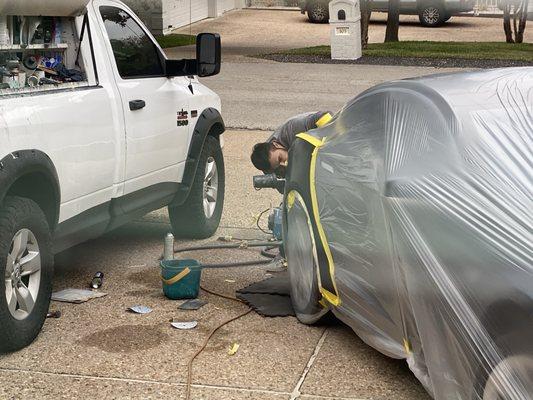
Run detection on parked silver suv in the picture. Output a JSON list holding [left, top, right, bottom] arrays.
[[299, 0, 475, 27]]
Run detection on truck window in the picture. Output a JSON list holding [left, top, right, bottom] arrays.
[[100, 6, 163, 79]]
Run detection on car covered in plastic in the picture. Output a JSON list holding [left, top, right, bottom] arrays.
[[283, 68, 533, 400]]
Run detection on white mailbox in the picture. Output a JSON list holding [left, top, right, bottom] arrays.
[[329, 0, 362, 60]]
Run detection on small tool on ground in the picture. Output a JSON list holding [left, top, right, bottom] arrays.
[[91, 271, 104, 289], [46, 310, 62, 319]]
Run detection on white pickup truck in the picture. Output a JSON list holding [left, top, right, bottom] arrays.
[[0, 0, 225, 352]]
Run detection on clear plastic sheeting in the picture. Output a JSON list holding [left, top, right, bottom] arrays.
[[292, 68, 533, 399], [286, 191, 325, 324]]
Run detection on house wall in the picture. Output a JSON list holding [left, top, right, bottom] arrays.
[[122, 0, 164, 33], [216, 0, 237, 14], [162, 0, 209, 33], [123, 0, 243, 35]]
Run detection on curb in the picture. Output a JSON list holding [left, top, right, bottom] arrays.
[[244, 6, 301, 11]]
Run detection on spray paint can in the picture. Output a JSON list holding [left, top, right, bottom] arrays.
[[91, 272, 104, 289], [164, 232, 175, 261]]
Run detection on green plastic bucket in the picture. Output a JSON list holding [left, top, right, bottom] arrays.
[[160, 259, 202, 300]]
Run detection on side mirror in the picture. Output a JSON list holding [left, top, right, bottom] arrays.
[[165, 33, 221, 78], [196, 33, 221, 77]]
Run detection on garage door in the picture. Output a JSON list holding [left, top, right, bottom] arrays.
[[163, 0, 209, 31], [217, 0, 235, 13]]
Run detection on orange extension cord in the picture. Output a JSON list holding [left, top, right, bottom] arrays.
[[185, 286, 252, 400]]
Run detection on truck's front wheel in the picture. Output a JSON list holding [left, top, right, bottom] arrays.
[[169, 136, 225, 239], [0, 196, 54, 353]]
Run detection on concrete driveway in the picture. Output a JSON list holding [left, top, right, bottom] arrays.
[[169, 8, 531, 62], [0, 130, 431, 400]]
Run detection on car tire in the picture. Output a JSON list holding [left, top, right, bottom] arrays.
[[285, 191, 328, 325], [0, 196, 54, 353], [473, 330, 533, 399], [169, 136, 225, 239], [419, 5, 446, 27], [307, 1, 330, 23]]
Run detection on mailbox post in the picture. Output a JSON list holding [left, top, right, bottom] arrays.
[[329, 0, 362, 60]]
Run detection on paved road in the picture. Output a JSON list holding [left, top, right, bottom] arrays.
[[168, 9, 473, 130], [201, 61, 463, 130]]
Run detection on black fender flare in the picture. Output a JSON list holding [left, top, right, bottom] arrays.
[[0, 150, 61, 230], [172, 107, 225, 206]]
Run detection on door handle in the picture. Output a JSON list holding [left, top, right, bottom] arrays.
[[129, 99, 146, 111]]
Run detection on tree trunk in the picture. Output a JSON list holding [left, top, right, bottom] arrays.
[[503, 4, 514, 43], [360, 0, 372, 48], [515, 0, 529, 43], [513, 5, 519, 36], [385, 0, 400, 42]]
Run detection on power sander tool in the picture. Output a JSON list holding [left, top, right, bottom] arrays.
[[253, 173, 285, 242]]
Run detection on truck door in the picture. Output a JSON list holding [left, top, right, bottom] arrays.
[[94, 1, 191, 196]]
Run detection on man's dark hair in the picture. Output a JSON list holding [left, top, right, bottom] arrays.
[[251, 142, 273, 173]]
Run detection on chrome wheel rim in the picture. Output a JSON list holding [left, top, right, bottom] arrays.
[[483, 355, 533, 400], [203, 156, 218, 219], [4, 228, 41, 320], [311, 5, 328, 21], [423, 7, 440, 25]]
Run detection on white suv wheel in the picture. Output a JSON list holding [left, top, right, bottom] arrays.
[[203, 156, 218, 219], [5, 228, 41, 321]]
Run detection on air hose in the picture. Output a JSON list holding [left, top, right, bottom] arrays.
[[173, 240, 282, 269]]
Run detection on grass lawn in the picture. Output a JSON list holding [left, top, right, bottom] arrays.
[[155, 34, 196, 49], [279, 41, 533, 62]]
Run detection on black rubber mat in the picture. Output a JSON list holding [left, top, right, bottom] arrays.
[[236, 271, 295, 317]]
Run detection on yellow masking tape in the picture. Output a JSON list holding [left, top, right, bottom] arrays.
[[315, 112, 333, 127], [403, 338, 411, 355], [296, 132, 323, 148], [309, 142, 340, 306], [296, 133, 341, 307], [162, 267, 191, 285], [287, 190, 295, 210]]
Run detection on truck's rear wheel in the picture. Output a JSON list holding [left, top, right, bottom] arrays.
[[169, 136, 225, 239], [0, 196, 53, 353]]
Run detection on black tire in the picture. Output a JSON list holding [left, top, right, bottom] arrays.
[[285, 191, 327, 324], [473, 331, 533, 399], [169, 136, 225, 239], [283, 139, 329, 325], [307, 1, 330, 23], [0, 196, 53, 353], [418, 5, 446, 27]]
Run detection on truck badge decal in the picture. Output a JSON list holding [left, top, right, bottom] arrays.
[[177, 109, 189, 126]]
